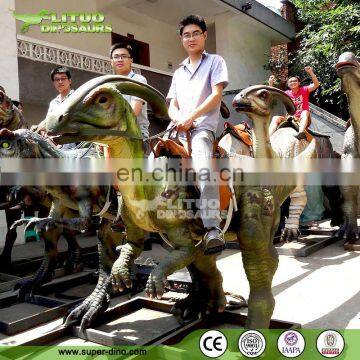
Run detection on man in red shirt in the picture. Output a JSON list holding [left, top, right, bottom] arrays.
[[269, 66, 320, 140]]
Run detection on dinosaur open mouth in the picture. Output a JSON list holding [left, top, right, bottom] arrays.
[[336, 61, 358, 71], [233, 103, 252, 112]]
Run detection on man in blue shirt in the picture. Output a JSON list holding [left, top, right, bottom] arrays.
[[167, 15, 229, 254]]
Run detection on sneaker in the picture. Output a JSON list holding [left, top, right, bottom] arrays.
[[294, 131, 307, 141], [203, 227, 226, 255]]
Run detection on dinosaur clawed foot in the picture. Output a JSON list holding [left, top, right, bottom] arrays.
[[171, 284, 226, 324], [64, 279, 111, 331], [111, 263, 132, 293], [145, 273, 169, 300], [64, 248, 83, 275], [336, 223, 359, 243], [280, 227, 300, 242], [14, 260, 55, 300], [11, 217, 60, 233]]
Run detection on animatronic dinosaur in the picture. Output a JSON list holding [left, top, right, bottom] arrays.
[[0, 91, 85, 273], [0, 90, 27, 130], [0, 128, 124, 298], [45, 75, 314, 329], [219, 89, 340, 242], [0, 89, 29, 269], [336, 52, 360, 242]]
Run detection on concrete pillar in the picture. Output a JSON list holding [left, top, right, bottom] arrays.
[[0, 0, 19, 100]]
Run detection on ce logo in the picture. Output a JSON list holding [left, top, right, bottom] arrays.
[[199, 330, 227, 358]]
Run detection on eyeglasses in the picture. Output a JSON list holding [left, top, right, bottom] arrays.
[[112, 54, 132, 60], [182, 31, 204, 41], [53, 77, 69, 82]]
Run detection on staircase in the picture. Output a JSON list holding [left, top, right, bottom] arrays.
[[309, 103, 346, 154]]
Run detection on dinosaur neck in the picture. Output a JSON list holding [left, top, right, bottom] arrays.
[[348, 91, 360, 154], [105, 138, 146, 202], [250, 114, 275, 158], [33, 135, 66, 158]]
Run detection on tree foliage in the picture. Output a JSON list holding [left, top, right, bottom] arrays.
[[291, 0, 360, 118]]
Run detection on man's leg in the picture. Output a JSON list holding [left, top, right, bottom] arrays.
[[269, 116, 285, 136], [294, 110, 311, 140], [191, 130, 224, 255]]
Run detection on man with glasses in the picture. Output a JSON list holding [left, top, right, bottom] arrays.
[[110, 42, 149, 140], [47, 66, 74, 115], [45, 66, 76, 150], [167, 14, 229, 255]]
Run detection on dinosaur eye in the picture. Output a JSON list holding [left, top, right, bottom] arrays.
[[1, 142, 10, 149], [98, 96, 108, 104], [258, 90, 269, 101]]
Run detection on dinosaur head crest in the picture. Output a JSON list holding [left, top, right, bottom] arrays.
[[336, 52, 360, 100], [45, 75, 168, 144], [232, 85, 296, 118]]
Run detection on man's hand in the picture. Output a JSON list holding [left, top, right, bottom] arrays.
[[177, 114, 195, 131], [304, 66, 313, 74], [269, 75, 276, 86]]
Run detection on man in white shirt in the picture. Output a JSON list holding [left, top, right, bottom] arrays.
[[43, 66, 76, 150], [110, 42, 149, 139]]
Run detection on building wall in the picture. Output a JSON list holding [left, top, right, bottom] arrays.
[[0, 0, 20, 100], [18, 57, 172, 130], [215, 12, 272, 91]]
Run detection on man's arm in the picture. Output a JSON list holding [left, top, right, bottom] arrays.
[[177, 83, 224, 131], [305, 66, 320, 93], [168, 98, 182, 124], [131, 99, 144, 117], [268, 75, 276, 87]]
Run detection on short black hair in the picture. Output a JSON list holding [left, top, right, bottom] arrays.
[[51, 66, 71, 81], [287, 76, 301, 84], [178, 14, 207, 36], [109, 42, 134, 59], [12, 100, 22, 108]]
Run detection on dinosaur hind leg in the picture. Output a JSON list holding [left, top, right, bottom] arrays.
[[239, 189, 279, 328], [171, 254, 226, 322], [281, 186, 307, 242], [63, 229, 83, 274], [64, 219, 121, 330], [15, 226, 61, 300]]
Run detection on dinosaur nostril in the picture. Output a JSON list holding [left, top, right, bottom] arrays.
[[58, 115, 64, 123]]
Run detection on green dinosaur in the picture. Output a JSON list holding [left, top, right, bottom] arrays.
[[336, 52, 360, 242], [45, 75, 314, 329], [0, 128, 126, 301], [0, 90, 27, 130], [12, 9, 50, 33]]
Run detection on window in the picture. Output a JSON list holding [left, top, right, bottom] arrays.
[[111, 33, 150, 67]]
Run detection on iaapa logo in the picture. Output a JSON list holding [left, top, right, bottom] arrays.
[[277, 330, 305, 358], [12, 9, 112, 34], [316, 330, 345, 358]]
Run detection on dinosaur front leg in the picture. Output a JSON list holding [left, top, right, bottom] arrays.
[[65, 219, 123, 330], [239, 189, 279, 328], [111, 211, 146, 292], [281, 186, 306, 242], [338, 185, 359, 242], [145, 227, 197, 300]]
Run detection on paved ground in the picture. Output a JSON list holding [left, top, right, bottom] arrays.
[[144, 240, 360, 329], [0, 237, 358, 345]]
